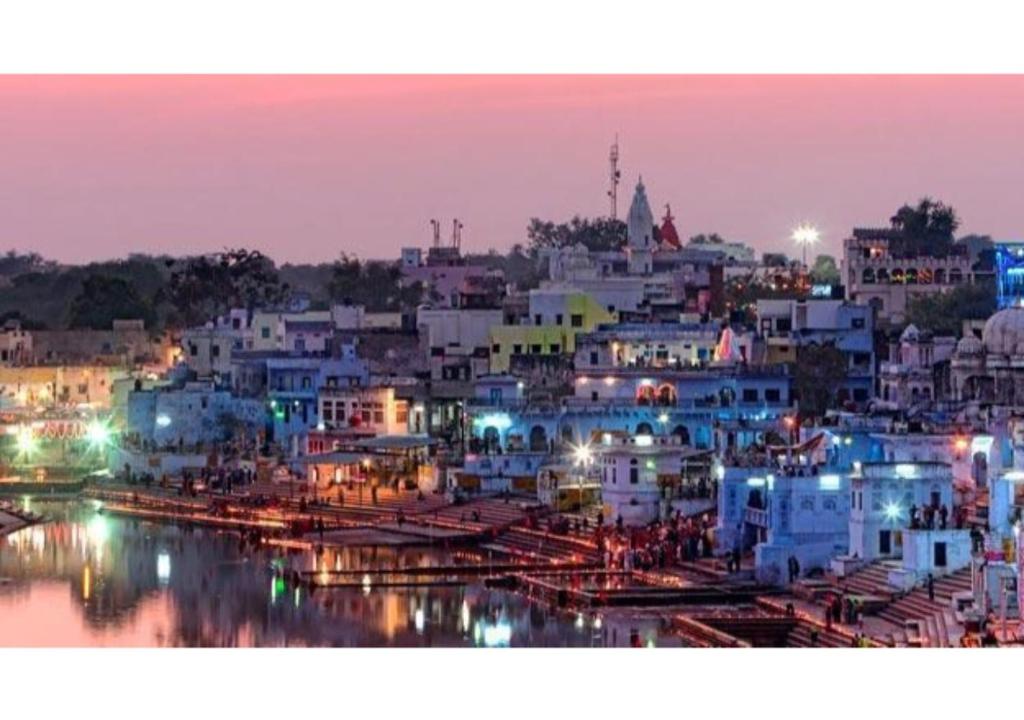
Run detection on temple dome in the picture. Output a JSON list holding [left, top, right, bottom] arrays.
[[982, 307, 1024, 356]]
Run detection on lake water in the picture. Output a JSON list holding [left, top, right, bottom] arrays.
[[0, 501, 687, 647]]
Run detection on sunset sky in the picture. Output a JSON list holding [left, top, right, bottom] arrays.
[[0, 75, 1021, 264]]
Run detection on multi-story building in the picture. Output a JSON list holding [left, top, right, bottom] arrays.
[[316, 385, 410, 436], [489, 286, 616, 373], [842, 227, 978, 324], [878, 324, 956, 407], [756, 298, 876, 408], [0, 320, 32, 365]]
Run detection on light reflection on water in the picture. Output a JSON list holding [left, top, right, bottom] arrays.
[[0, 502, 687, 648]]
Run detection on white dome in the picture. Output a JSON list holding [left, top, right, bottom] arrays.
[[982, 307, 1024, 356], [956, 335, 983, 356]]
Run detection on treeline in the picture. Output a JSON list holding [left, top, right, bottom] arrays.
[[0, 246, 546, 333]]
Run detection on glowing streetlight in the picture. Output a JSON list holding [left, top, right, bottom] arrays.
[[572, 442, 593, 467], [791, 223, 820, 267], [15, 426, 36, 457], [86, 419, 112, 450]]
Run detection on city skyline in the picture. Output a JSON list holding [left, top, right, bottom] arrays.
[[1, 75, 1022, 264]]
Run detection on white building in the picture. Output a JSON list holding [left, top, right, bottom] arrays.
[[597, 433, 708, 526]]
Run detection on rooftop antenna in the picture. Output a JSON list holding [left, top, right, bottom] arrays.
[[452, 219, 463, 252], [608, 134, 621, 220], [430, 219, 440, 248]]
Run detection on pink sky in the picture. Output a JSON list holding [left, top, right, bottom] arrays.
[[0, 75, 1021, 264]]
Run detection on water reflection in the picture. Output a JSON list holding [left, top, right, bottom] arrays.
[[0, 502, 689, 647]]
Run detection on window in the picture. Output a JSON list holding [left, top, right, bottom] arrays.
[[590, 351, 599, 365], [211, 344, 221, 358], [555, 314, 563, 325], [302, 376, 312, 389], [534, 314, 542, 326], [591, 391, 598, 401], [396, 404, 408, 424], [571, 314, 583, 327], [530, 344, 542, 354], [374, 411, 384, 424], [261, 327, 271, 339], [630, 466, 639, 484], [776, 318, 792, 332], [513, 344, 522, 355], [765, 388, 780, 403], [742, 388, 758, 403], [853, 388, 868, 402], [189, 344, 198, 357], [852, 318, 865, 329], [492, 344, 501, 354], [549, 344, 560, 354]]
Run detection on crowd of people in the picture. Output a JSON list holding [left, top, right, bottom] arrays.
[[591, 511, 717, 572]]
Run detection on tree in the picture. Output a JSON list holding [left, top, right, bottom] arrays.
[[809, 254, 840, 285], [889, 198, 959, 257], [958, 234, 995, 272], [326, 254, 423, 311], [793, 343, 848, 419], [688, 233, 726, 246], [68, 275, 155, 330], [906, 281, 996, 336], [0, 251, 52, 276], [526, 216, 626, 253], [166, 248, 287, 327]]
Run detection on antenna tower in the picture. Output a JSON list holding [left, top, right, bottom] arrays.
[[608, 134, 621, 220]]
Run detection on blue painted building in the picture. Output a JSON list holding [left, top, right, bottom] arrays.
[[995, 241, 1024, 309], [231, 348, 369, 450]]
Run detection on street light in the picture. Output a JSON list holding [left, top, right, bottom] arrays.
[[791, 223, 820, 267], [572, 442, 594, 514]]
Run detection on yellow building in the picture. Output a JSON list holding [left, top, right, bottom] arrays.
[[489, 290, 616, 373]]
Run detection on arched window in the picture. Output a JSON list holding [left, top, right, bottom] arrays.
[[636, 422, 654, 435], [905, 268, 918, 284], [862, 267, 876, 284], [934, 268, 946, 285], [671, 425, 690, 445], [891, 268, 904, 284], [918, 268, 933, 284], [876, 268, 890, 283], [657, 384, 676, 406], [636, 385, 655, 406]]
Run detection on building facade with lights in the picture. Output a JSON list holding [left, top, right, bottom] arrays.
[[597, 434, 713, 526], [842, 227, 978, 324]]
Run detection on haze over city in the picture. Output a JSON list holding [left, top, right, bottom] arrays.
[[1, 74, 1022, 264]]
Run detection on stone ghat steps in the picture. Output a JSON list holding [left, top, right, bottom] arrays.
[[249, 482, 451, 515], [485, 526, 602, 564], [875, 568, 972, 645], [837, 561, 899, 599], [427, 499, 534, 533], [786, 623, 856, 648]]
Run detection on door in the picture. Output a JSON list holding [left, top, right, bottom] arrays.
[[879, 530, 892, 555]]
